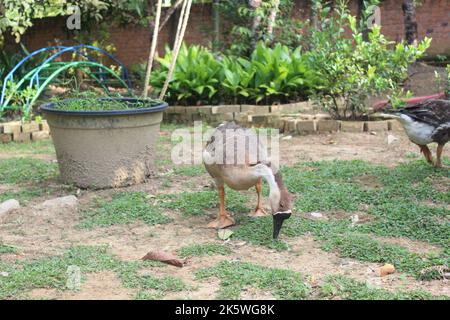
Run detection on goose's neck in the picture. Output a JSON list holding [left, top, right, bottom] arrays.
[[252, 164, 282, 209]]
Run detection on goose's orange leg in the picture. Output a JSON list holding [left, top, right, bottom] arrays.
[[435, 144, 444, 168], [418, 144, 434, 165], [207, 185, 235, 229], [249, 178, 268, 217]]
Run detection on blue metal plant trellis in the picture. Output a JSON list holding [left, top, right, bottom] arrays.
[[0, 45, 133, 118]]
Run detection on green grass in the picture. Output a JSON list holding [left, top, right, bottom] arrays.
[[160, 188, 250, 216], [0, 140, 55, 155], [232, 160, 449, 280], [172, 165, 205, 177], [0, 243, 16, 254], [0, 245, 186, 299], [177, 243, 232, 258], [234, 215, 447, 280], [0, 187, 44, 203], [0, 157, 58, 184], [0, 185, 75, 204], [361, 201, 449, 247], [320, 275, 448, 300], [79, 192, 172, 229], [195, 260, 310, 300]]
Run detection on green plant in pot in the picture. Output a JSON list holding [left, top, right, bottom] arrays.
[[40, 96, 167, 189]]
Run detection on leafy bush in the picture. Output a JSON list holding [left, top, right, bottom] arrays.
[[150, 44, 222, 106], [307, 1, 431, 119], [150, 43, 319, 105], [222, 43, 318, 104]]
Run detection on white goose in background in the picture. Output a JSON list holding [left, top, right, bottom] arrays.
[[381, 99, 450, 167]]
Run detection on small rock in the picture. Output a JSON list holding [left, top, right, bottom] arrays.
[[350, 214, 359, 227], [309, 212, 325, 219], [232, 241, 247, 247], [282, 135, 292, 140], [379, 263, 396, 277], [387, 134, 399, 145], [0, 199, 21, 217], [0, 272, 9, 277], [370, 131, 377, 135], [41, 195, 78, 209]]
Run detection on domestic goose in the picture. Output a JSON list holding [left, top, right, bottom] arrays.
[[203, 122, 293, 239], [382, 99, 450, 167]]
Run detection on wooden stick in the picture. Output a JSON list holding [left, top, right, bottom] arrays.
[[143, 0, 163, 98], [159, 0, 193, 100]]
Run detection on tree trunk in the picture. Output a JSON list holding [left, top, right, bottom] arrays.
[[170, 5, 182, 48], [357, 0, 369, 41], [267, 0, 280, 36], [310, 0, 318, 29], [402, 0, 418, 45], [159, 0, 184, 32], [212, 0, 220, 50], [249, 0, 262, 50]]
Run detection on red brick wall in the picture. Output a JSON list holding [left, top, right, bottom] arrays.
[[12, 4, 213, 68], [380, 0, 450, 55], [7, 0, 450, 68]]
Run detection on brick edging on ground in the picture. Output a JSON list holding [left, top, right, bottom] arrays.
[[0, 101, 402, 144], [163, 101, 403, 134], [0, 120, 50, 143]]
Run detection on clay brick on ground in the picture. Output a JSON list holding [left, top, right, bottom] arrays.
[[317, 120, 340, 132], [340, 121, 364, 132], [366, 120, 389, 131], [185, 107, 200, 114], [0, 133, 12, 143], [208, 113, 235, 124], [278, 103, 302, 114], [31, 131, 50, 141], [269, 105, 283, 113], [21, 122, 40, 133], [251, 114, 272, 127], [235, 114, 252, 123], [39, 120, 50, 132], [296, 120, 316, 133], [211, 105, 240, 114], [2, 123, 21, 135], [287, 119, 297, 133], [313, 113, 332, 120], [196, 106, 212, 115], [13, 132, 31, 142], [388, 120, 404, 132], [165, 106, 187, 114], [241, 105, 270, 115]]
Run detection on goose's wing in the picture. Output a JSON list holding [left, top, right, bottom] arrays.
[[396, 100, 450, 127], [205, 122, 269, 166]]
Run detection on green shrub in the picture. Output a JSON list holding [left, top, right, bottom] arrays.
[[222, 43, 319, 104], [150, 44, 222, 106], [150, 43, 319, 106], [308, 1, 430, 119]]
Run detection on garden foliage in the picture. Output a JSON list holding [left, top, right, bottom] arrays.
[[149, 42, 319, 106], [148, 1, 430, 119]]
